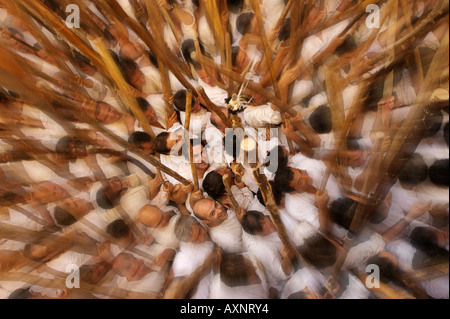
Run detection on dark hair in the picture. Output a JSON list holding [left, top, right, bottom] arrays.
[[173, 89, 195, 112], [257, 181, 283, 206], [410, 227, 449, 268], [273, 168, 295, 193], [96, 187, 115, 210], [398, 153, 428, 186], [227, 0, 244, 13], [203, 171, 225, 200], [278, 18, 291, 42], [309, 105, 332, 134], [366, 254, 405, 288], [220, 253, 253, 287], [297, 234, 337, 269], [236, 12, 255, 35], [154, 132, 171, 155], [181, 39, 204, 67], [55, 136, 85, 160], [428, 159, 449, 187], [346, 138, 361, 151], [335, 35, 357, 57], [118, 58, 139, 87], [136, 97, 150, 112], [423, 111, 444, 138], [79, 261, 110, 284], [8, 288, 33, 299], [240, 210, 265, 235], [223, 130, 241, 161], [54, 206, 77, 226], [106, 219, 131, 239], [264, 145, 288, 174], [128, 131, 152, 146], [329, 197, 358, 230]]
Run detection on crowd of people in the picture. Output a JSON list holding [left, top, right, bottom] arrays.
[[0, 0, 448, 299]]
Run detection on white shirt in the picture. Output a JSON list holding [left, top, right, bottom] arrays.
[[209, 210, 245, 254]]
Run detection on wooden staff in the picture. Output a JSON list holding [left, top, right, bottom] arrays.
[[0, 47, 192, 187], [199, 0, 226, 63], [184, 90, 199, 191], [0, 272, 160, 299], [326, 133, 386, 296], [147, 0, 182, 43], [164, 247, 219, 299], [195, 54, 297, 116], [225, 32, 235, 96], [369, 29, 449, 207], [196, 86, 233, 128], [193, 38, 228, 91], [100, 0, 198, 95], [319, 81, 371, 192], [91, 37, 156, 139], [222, 174, 240, 211]]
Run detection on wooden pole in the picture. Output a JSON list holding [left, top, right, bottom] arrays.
[[222, 174, 240, 211]]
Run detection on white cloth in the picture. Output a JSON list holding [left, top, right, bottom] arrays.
[[281, 267, 328, 299], [209, 210, 244, 254], [243, 104, 282, 128]]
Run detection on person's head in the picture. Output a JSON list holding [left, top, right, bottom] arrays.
[[308, 105, 332, 134], [227, 0, 244, 13], [220, 253, 260, 287], [274, 167, 313, 194], [264, 145, 288, 174], [112, 253, 149, 281], [257, 181, 284, 207], [119, 58, 146, 89], [154, 131, 183, 155], [398, 153, 428, 187], [174, 215, 210, 243], [79, 261, 111, 284], [193, 198, 228, 227], [120, 41, 145, 61], [128, 131, 155, 155], [106, 219, 136, 248], [181, 38, 203, 68], [73, 50, 96, 76], [210, 107, 229, 133], [138, 205, 175, 229], [31, 181, 70, 203], [296, 234, 337, 269], [329, 197, 358, 230], [202, 171, 226, 200], [240, 210, 275, 236], [54, 206, 77, 227], [193, 142, 209, 171], [223, 129, 242, 162], [94, 102, 123, 124], [8, 287, 34, 299], [345, 138, 365, 167], [423, 111, 444, 138], [428, 159, 449, 187], [55, 136, 87, 161], [136, 97, 159, 126], [410, 227, 449, 268], [236, 12, 256, 35], [173, 89, 202, 113], [278, 18, 291, 42], [21, 243, 60, 263], [96, 176, 129, 209], [366, 252, 404, 287]]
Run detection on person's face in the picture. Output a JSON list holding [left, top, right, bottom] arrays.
[[62, 197, 92, 217], [33, 182, 70, 203], [189, 223, 210, 244], [114, 254, 146, 281], [193, 144, 209, 170], [140, 141, 155, 155], [197, 200, 228, 226], [435, 230, 449, 250], [144, 106, 158, 125], [166, 133, 183, 153], [235, 51, 250, 73], [79, 62, 97, 76], [89, 262, 110, 283], [28, 244, 58, 262], [96, 103, 122, 124], [260, 216, 276, 236], [131, 68, 147, 89], [347, 149, 365, 167], [191, 96, 202, 113], [108, 176, 127, 196], [288, 168, 313, 193]]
